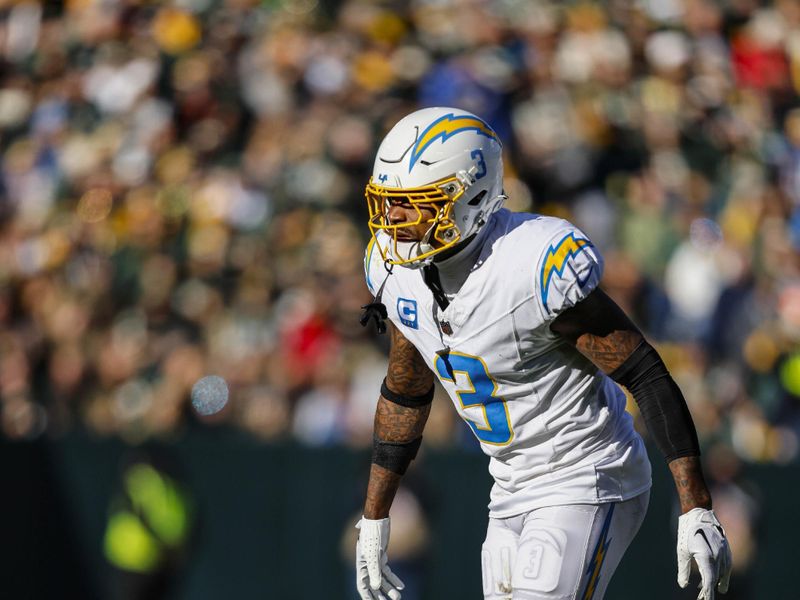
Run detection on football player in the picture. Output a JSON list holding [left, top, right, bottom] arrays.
[[356, 107, 732, 600]]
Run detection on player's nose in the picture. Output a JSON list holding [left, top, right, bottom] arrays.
[[387, 203, 412, 224]]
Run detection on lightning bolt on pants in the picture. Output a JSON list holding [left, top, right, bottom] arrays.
[[481, 491, 650, 600]]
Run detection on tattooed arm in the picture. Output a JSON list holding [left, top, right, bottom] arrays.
[[363, 322, 435, 519], [550, 288, 711, 513]]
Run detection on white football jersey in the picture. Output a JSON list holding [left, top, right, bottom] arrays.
[[365, 209, 652, 518]]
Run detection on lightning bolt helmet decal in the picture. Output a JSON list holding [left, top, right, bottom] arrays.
[[408, 113, 500, 172]]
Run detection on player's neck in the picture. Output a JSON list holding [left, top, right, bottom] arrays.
[[430, 221, 491, 296], [434, 220, 490, 268]]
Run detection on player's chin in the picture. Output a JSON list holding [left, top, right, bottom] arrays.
[[390, 239, 425, 264]]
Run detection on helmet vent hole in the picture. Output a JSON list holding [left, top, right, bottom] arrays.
[[467, 190, 487, 206]]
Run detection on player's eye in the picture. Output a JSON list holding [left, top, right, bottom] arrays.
[[386, 198, 412, 208]]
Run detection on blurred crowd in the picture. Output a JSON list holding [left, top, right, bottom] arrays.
[[1, 0, 799, 510]]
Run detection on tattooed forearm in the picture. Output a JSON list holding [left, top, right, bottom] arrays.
[[363, 323, 433, 519], [364, 464, 402, 519], [386, 322, 435, 396], [363, 399, 430, 519], [374, 396, 431, 442], [669, 456, 712, 514], [575, 329, 643, 373]]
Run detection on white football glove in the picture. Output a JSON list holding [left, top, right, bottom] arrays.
[[677, 508, 733, 600], [356, 517, 405, 600]]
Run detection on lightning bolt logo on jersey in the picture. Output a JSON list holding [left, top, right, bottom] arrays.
[[540, 232, 594, 314], [408, 113, 499, 172], [364, 209, 651, 519]]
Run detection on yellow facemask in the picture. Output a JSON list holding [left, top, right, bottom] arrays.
[[364, 175, 467, 266]]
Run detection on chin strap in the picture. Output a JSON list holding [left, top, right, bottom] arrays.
[[422, 264, 449, 311], [360, 262, 394, 334]]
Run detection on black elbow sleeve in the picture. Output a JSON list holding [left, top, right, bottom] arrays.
[[609, 341, 700, 462], [372, 436, 422, 475]]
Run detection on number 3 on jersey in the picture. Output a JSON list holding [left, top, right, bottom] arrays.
[[434, 352, 513, 446]]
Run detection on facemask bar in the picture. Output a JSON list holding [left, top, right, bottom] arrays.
[[365, 176, 467, 266]]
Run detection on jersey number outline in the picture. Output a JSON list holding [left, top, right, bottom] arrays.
[[434, 352, 513, 446]]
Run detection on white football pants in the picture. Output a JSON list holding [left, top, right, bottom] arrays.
[[481, 491, 649, 600]]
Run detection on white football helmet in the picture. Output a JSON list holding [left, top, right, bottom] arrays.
[[365, 107, 505, 268]]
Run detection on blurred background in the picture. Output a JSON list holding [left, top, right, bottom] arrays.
[[1, 0, 798, 598]]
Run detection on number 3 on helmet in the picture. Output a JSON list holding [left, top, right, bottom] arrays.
[[365, 107, 505, 268]]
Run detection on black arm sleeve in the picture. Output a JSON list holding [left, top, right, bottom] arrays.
[[609, 341, 700, 462], [372, 436, 422, 475]]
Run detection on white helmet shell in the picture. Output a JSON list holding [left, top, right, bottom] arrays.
[[367, 107, 505, 265]]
